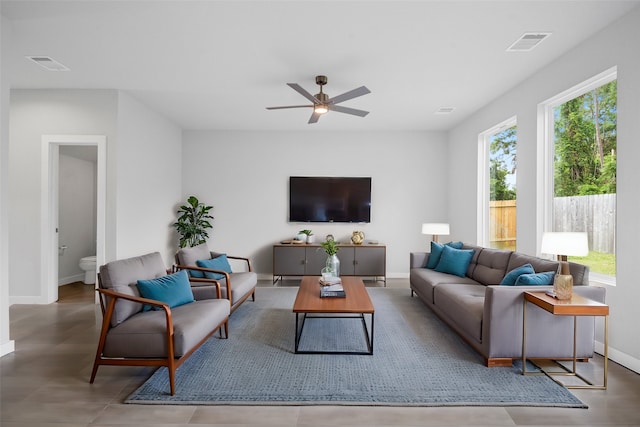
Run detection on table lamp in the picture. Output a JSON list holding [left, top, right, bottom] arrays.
[[541, 232, 589, 300], [422, 223, 450, 244]]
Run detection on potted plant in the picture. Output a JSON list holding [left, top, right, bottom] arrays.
[[172, 195, 214, 248], [300, 229, 314, 244], [320, 239, 340, 276]]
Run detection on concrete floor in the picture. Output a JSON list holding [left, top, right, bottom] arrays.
[[1, 278, 639, 426]]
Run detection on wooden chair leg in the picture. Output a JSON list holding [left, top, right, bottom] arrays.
[[168, 363, 176, 396]]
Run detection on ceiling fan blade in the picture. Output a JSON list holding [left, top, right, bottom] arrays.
[[287, 83, 320, 104], [266, 105, 313, 110], [308, 111, 321, 124], [329, 104, 369, 117], [328, 86, 371, 105]]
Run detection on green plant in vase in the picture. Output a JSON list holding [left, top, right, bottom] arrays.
[[300, 229, 314, 243], [321, 239, 340, 276]]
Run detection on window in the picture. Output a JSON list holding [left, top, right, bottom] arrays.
[[541, 68, 617, 283], [478, 118, 517, 250]]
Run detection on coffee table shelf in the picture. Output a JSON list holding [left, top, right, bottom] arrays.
[[293, 276, 374, 355]]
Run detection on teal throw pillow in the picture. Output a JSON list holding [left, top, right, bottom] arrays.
[[500, 263, 535, 286], [425, 241, 464, 269], [137, 270, 195, 311], [434, 245, 474, 277], [514, 271, 556, 286], [196, 254, 233, 280], [188, 268, 205, 279]]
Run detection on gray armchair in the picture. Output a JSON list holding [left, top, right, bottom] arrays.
[[90, 252, 230, 395], [175, 243, 257, 314]]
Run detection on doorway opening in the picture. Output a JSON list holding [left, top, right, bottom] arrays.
[[41, 135, 106, 304]]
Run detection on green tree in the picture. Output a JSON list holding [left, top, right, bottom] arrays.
[[554, 80, 617, 197], [489, 126, 517, 201]]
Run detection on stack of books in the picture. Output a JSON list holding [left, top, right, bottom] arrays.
[[319, 277, 346, 298]]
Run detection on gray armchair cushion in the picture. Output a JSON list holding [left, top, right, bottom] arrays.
[[176, 243, 211, 266], [103, 298, 230, 358], [219, 272, 258, 304], [176, 244, 212, 278], [99, 252, 166, 326]]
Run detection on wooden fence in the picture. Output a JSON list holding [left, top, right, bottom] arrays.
[[489, 194, 616, 254]]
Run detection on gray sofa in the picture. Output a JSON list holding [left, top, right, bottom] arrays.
[[410, 244, 605, 367]]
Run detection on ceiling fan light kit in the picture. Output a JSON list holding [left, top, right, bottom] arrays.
[[267, 75, 370, 124]]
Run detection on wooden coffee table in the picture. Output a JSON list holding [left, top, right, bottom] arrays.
[[292, 276, 375, 355]]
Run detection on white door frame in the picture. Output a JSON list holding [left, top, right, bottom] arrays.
[[41, 135, 106, 304]]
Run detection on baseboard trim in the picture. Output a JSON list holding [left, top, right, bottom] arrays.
[[596, 340, 640, 374], [58, 273, 84, 286], [0, 339, 15, 357]]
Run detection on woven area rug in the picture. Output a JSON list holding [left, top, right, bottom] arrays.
[[125, 287, 586, 407]]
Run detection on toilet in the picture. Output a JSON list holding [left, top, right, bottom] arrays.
[[79, 256, 97, 285]]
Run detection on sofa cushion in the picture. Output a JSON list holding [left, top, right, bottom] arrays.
[[176, 244, 212, 278], [470, 247, 512, 285], [196, 254, 233, 280], [514, 271, 555, 285], [433, 284, 485, 343], [426, 241, 463, 269], [507, 252, 559, 276], [103, 299, 230, 358], [500, 263, 535, 286], [137, 270, 195, 311], [462, 244, 484, 277], [410, 267, 480, 304], [435, 246, 474, 277], [99, 252, 167, 327]]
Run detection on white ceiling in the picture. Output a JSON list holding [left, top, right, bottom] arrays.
[[2, 0, 639, 131]]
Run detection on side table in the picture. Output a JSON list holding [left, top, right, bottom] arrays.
[[522, 291, 609, 390]]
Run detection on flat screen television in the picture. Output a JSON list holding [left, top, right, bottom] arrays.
[[289, 176, 371, 223]]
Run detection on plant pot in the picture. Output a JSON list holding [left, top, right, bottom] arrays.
[[306, 235, 315, 244]]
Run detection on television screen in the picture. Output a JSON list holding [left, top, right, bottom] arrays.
[[289, 176, 371, 223]]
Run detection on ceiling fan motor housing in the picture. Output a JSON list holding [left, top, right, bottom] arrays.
[[315, 75, 328, 86]]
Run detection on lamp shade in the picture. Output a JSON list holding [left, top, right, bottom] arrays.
[[541, 232, 589, 256], [421, 223, 450, 236]]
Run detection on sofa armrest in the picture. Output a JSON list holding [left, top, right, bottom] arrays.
[[410, 252, 429, 269], [482, 285, 606, 359]]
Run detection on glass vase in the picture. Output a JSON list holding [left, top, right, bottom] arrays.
[[326, 254, 340, 277]]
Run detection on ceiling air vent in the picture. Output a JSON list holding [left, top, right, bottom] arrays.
[[435, 107, 456, 115], [506, 33, 551, 52], [26, 56, 70, 71]]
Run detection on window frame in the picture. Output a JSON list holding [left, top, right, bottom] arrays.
[[537, 66, 617, 285], [477, 116, 517, 249]]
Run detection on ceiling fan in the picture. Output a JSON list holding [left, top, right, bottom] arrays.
[[266, 75, 371, 124]]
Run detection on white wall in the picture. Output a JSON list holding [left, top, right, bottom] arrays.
[[115, 92, 182, 265], [8, 90, 117, 302], [8, 89, 182, 304], [182, 130, 448, 278], [447, 7, 640, 370], [0, 15, 15, 356], [58, 151, 97, 285]]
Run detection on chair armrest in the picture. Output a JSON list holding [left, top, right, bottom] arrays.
[[95, 288, 174, 338], [174, 265, 224, 299], [96, 288, 171, 311], [225, 255, 253, 272]]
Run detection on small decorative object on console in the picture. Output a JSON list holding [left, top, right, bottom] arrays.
[[351, 231, 365, 245]]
